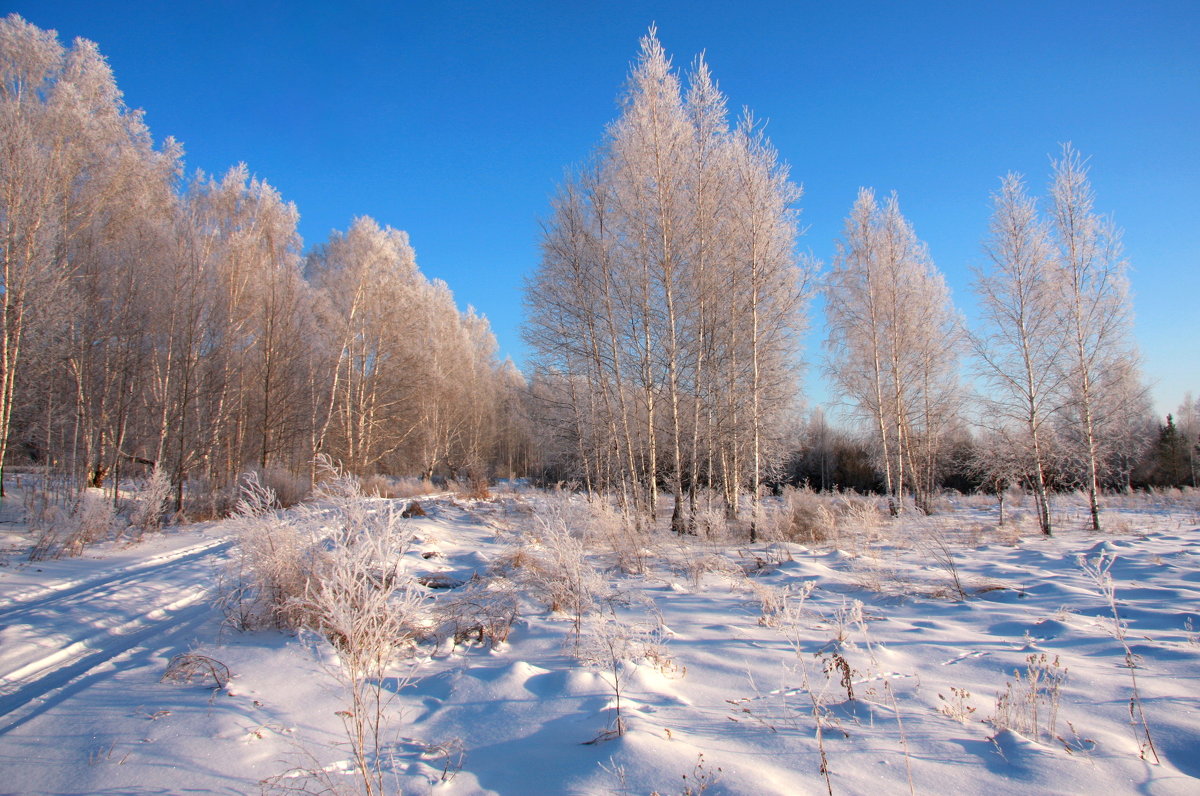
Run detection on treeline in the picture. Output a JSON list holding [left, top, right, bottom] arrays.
[[783, 406, 1200, 497], [3, 18, 1194, 528], [0, 15, 530, 508]]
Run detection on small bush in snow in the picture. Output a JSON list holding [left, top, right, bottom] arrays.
[[507, 494, 606, 637], [217, 472, 318, 631], [130, 466, 172, 535], [574, 609, 677, 740], [457, 477, 493, 501], [389, 476, 439, 498], [28, 489, 116, 560], [438, 575, 521, 648], [295, 488, 424, 796], [1078, 552, 1159, 763], [692, 494, 731, 541], [234, 457, 428, 795], [938, 686, 977, 723], [161, 653, 232, 693], [584, 497, 651, 574], [762, 487, 886, 548], [361, 472, 439, 499], [65, 491, 117, 554], [779, 487, 838, 543], [256, 466, 310, 508]]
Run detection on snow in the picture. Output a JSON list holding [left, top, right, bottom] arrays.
[[0, 492, 1197, 795]]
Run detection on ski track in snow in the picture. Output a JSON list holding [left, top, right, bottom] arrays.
[[0, 535, 231, 735]]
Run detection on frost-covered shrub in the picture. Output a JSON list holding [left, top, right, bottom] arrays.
[[505, 493, 606, 635], [397, 476, 439, 497], [987, 653, 1067, 742], [64, 491, 117, 555], [231, 458, 427, 795], [130, 466, 172, 534], [28, 488, 116, 560], [297, 521, 425, 658], [668, 541, 739, 589], [298, 489, 425, 796], [692, 493, 731, 541], [27, 505, 70, 561], [584, 497, 651, 574], [575, 608, 684, 740], [360, 472, 440, 499], [449, 472, 492, 500], [220, 459, 425, 640], [438, 575, 520, 648], [779, 487, 838, 543], [234, 465, 310, 509], [178, 475, 235, 521], [767, 487, 887, 547], [218, 472, 319, 630], [925, 492, 958, 515]]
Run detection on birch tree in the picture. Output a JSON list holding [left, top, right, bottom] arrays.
[[728, 116, 805, 534], [970, 174, 1067, 535], [1048, 144, 1138, 530], [0, 16, 527, 509], [306, 217, 425, 474], [825, 190, 961, 513], [0, 15, 166, 496], [607, 27, 693, 525]]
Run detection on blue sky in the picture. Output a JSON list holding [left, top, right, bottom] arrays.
[[15, 1, 1199, 417]]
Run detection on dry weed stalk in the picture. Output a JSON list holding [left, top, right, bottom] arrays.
[[1078, 552, 1160, 763], [988, 653, 1067, 742]]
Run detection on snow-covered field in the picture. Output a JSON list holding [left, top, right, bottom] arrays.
[[1, 490, 1198, 795]]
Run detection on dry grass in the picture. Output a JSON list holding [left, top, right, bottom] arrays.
[[762, 487, 886, 548], [363, 474, 438, 499]]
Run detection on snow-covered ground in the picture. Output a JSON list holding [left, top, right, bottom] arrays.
[[1, 490, 1197, 795]]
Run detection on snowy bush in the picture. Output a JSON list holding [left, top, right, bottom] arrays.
[[296, 524, 426, 796], [218, 472, 318, 630], [129, 466, 172, 535], [583, 497, 651, 574], [449, 473, 491, 500], [65, 491, 117, 554], [573, 608, 680, 740], [361, 473, 438, 499], [438, 575, 520, 648], [220, 458, 424, 639], [388, 476, 439, 498], [692, 493, 731, 541], [668, 540, 739, 589], [505, 493, 606, 636], [987, 653, 1067, 742], [765, 487, 886, 547], [28, 488, 116, 560], [257, 465, 310, 508], [779, 487, 838, 543]]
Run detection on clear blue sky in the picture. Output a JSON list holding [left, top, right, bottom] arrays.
[[14, 1, 1199, 418]]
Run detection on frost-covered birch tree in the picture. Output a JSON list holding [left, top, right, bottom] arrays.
[[825, 190, 961, 513], [970, 174, 1066, 535], [0, 16, 528, 508], [524, 28, 809, 533], [0, 14, 178, 496], [1048, 144, 1139, 530]]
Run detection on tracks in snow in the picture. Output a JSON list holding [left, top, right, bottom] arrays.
[[0, 535, 232, 733], [0, 536, 230, 615]]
